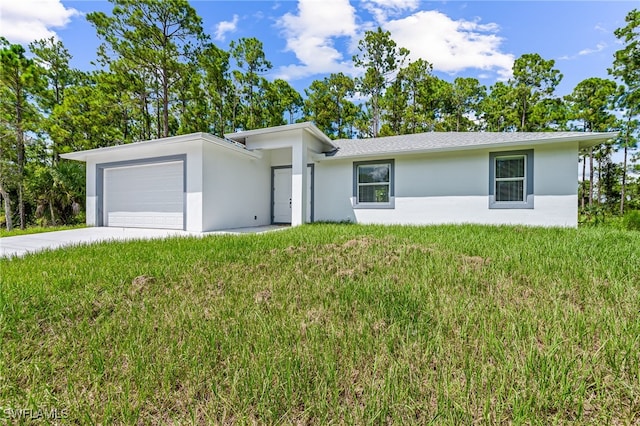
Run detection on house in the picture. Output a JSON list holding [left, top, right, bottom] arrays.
[[60, 122, 615, 230]]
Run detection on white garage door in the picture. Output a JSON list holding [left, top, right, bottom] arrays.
[[103, 161, 184, 229]]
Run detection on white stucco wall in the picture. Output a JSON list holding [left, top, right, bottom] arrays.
[[244, 129, 324, 225], [314, 142, 581, 227], [201, 143, 271, 231]]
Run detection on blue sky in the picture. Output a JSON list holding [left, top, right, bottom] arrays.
[[0, 0, 636, 97]]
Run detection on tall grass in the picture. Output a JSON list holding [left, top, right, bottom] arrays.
[[1, 224, 638, 424]]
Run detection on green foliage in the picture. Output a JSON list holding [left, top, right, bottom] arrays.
[[566, 78, 618, 132], [87, 0, 206, 139], [0, 37, 45, 229], [1, 224, 639, 423], [230, 37, 274, 130], [443, 77, 486, 131], [353, 27, 409, 137], [610, 9, 639, 117], [623, 210, 640, 231], [303, 73, 360, 139], [509, 53, 565, 131]]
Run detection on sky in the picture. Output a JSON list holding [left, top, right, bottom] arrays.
[[0, 0, 637, 98]]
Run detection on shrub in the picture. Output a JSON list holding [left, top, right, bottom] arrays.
[[623, 210, 640, 231]]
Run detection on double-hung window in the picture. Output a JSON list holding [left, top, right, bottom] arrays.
[[489, 150, 534, 209], [353, 160, 394, 207], [495, 155, 525, 201]]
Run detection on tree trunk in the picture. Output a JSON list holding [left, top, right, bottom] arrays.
[[620, 144, 628, 215], [0, 184, 12, 231], [520, 95, 527, 130], [372, 92, 379, 137], [597, 155, 603, 206], [588, 148, 594, 207], [18, 185, 25, 229], [16, 79, 26, 229], [163, 69, 169, 138], [581, 153, 586, 209], [49, 201, 56, 226]]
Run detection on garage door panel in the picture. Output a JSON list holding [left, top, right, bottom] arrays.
[[107, 212, 183, 228], [104, 161, 184, 229]]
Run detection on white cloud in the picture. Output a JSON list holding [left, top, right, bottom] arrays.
[[276, 0, 358, 80], [214, 14, 239, 41], [383, 11, 514, 80], [578, 42, 606, 56], [362, 0, 419, 24], [559, 42, 607, 61], [594, 23, 607, 33], [0, 0, 80, 44]]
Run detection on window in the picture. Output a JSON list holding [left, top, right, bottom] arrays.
[[353, 160, 394, 207], [495, 156, 525, 202], [489, 150, 533, 209]]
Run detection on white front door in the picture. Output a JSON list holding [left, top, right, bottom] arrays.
[[273, 168, 292, 223], [272, 166, 313, 224]]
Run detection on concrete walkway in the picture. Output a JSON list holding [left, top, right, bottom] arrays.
[[0, 225, 287, 258]]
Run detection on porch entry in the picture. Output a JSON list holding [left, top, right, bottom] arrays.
[[272, 165, 313, 224]]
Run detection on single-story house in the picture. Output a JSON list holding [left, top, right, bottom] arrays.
[[60, 122, 615, 230]]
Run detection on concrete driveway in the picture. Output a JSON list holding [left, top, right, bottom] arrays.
[[0, 225, 285, 258]]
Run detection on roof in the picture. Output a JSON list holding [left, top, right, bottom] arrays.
[[324, 131, 617, 159], [60, 132, 260, 162], [226, 122, 336, 148]]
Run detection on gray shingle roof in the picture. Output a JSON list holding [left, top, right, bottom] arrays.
[[325, 131, 616, 159]]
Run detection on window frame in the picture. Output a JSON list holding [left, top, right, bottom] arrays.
[[489, 150, 534, 209], [352, 159, 395, 209]]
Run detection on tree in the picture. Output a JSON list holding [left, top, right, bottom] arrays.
[[615, 109, 639, 213], [443, 77, 486, 132], [198, 43, 232, 136], [230, 37, 272, 130], [0, 37, 44, 229], [26, 159, 84, 226], [30, 37, 79, 163], [610, 8, 640, 213], [479, 82, 515, 132], [566, 78, 617, 132], [398, 59, 440, 134], [271, 79, 303, 125], [379, 59, 452, 135], [509, 53, 563, 131], [49, 71, 131, 152], [379, 75, 407, 136], [610, 9, 639, 120], [303, 73, 359, 139], [566, 77, 617, 207], [353, 27, 409, 137], [87, 0, 206, 139]]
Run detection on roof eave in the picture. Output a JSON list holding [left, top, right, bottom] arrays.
[[316, 132, 618, 161], [60, 132, 261, 162], [225, 122, 337, 149]]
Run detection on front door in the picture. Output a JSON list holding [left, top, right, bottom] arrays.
[[272, 166, 313, 224], [273, 168, 292, 223]]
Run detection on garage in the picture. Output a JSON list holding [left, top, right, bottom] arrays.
[[102, 160, 185, 230]]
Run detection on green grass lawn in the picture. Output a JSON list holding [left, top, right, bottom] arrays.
[[1, 224, 638, 424], [0, 224, 86, 238]]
